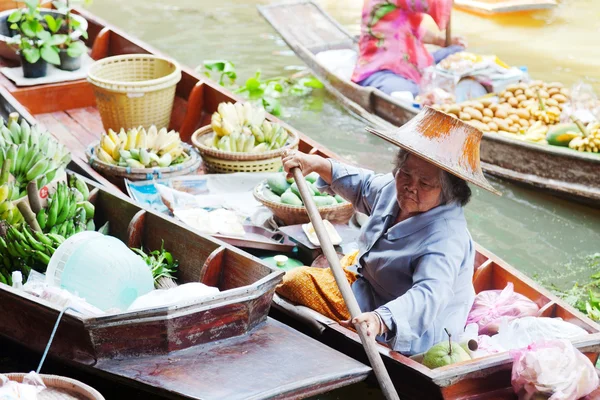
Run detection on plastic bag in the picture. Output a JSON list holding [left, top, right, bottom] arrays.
[[417, 66, 457, 106], [467, 283, 540, 335], [560, 81, 600, 124], [127, 282, 220, 311], [491, 317, 588, 351], [23, 283, 104, 316], [457, 323, 504, 359], [511, 339, 599, 400], [0, 371, 46, 399]]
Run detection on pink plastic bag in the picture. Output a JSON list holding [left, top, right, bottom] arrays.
[[467, 283, 539, 335], [510, 339, 599, 400]]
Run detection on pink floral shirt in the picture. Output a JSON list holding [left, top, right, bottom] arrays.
[[352, 0, 452, 84]]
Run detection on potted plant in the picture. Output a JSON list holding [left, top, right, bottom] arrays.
[[50, 0, 88, 71], [7, 0, 62, 78]]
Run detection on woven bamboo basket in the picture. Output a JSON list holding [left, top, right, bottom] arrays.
[[87, 54, 182, 132], [191, 125, 299, 174], [85, 143, 201, 183], [253, 182, 354, 226], [5, 373, 104, 399]]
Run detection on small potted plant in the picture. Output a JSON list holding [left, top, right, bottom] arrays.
[[50, 0, 88, 71], [7, 1, 62, 78]]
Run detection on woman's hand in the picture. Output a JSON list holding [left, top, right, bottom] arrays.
[[449, 35, 467, 48], [282, 150, 332, 183], [340, 312, 388, 337]]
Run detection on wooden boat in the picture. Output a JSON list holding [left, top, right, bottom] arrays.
[[453, 0, 557, 16], [0, 172, 370, 399], [257, 1, 600, 207], [0, 6, 598, 400]]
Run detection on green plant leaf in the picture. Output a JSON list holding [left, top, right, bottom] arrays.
[[21, 20, 37, 38], [41, 44, 60, 65], [22, 47, 40, 64], [262, 97, 282, 116], [245, 77, 261, 92], [8, 10, 23, 23], [66, 40, 86, 57], [25, 0, 39, 14], [37, 30, 50, 41], [247, 88, 265, 99], [10, 23, 19, 30], [203, 60, 228, 72], [44, 14, 58, 33], [300, 76, 324, 89], [48, 34, 68, 46], [52, 1, 68, 13]]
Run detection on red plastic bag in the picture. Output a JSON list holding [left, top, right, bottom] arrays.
[[510, 339, 599, 400], [467, 282, 539, 335]]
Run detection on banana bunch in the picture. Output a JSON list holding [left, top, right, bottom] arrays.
[[96, 125, 187, 168], [0, 222, 65, 277], [0, 159, 23, 225], [523, 121, 549, 144], [527, 91, 561, 125], [209, 102, 290, 153], [36, 177, 94, 236], [569, 122, 600, 153]]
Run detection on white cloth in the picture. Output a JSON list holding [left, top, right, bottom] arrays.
[[1, 53, 95, 87]]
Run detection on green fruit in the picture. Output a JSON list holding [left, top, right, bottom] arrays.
[[77, 201, 95, 220], [262, 187, 282, 203], [280, 190, 303, 206], [422, 331, 471, 369], [290, 181, 315, 198], [312, 195, 337, 207], [266, 174, 291, 196], [305, 172, 320, 184], [546, 123, 580, 147], [334, 194, 346, 204]]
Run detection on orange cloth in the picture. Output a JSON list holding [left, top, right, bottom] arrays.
[[276, 250, 360, 322]]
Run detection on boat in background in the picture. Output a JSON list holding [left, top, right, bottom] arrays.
[[454, 0, 557, 16], [258, 0, 600, 207]]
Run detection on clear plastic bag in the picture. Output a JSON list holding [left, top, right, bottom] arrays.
[[560, 81, 600, 124], [467, 283, 540, 335], [416, 67, 457, 106], [510, 339, 599, 400], [0, 371, 46, 400]]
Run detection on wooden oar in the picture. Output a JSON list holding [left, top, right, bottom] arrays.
[[291, 168, 400, 400], [445, 1, 453, 47]]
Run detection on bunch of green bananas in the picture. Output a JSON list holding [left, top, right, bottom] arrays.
[[0, 223, 65, 279], [0, 159, 23, 225], [208, 102, 290, 153], [37, 177, 95, 236]]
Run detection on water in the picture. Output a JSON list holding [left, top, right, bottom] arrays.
[[84, 1, 600, 397]]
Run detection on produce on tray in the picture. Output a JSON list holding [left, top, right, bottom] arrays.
[[263, 172, 347, 207], [0, 159, 22, 225], [208, 101, 290, 153], [132, 240, 179, 288], [567, 121, 600, 153], [95, 125, 189, 168], [498, 81, 568, 125]]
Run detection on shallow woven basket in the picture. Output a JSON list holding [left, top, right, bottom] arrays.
[[5, 373, 104, 399], [253, 182, 354, 226], [85, 143, 201, 182], [87, 54, 182, 132], [191, 125, 299, 174]]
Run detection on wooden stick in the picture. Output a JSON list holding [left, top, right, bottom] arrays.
[[16, 201, 41, 233], [291, 167, 400, 400], [445, 1, 453, 47]]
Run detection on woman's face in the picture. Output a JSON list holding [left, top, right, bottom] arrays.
[[395, 154, 443, 215]]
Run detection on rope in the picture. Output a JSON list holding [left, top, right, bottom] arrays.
[[37, 306, 80, 374]]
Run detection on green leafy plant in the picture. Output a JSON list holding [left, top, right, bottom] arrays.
[[50, 0, 91, 58], [198, 60, 324, 116], [552, 254, 600, 321], [7, 0, 64, 64], [131, 240, 179, 287]]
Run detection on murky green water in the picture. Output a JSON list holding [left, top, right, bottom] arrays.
[[84, 1, 599, 398]]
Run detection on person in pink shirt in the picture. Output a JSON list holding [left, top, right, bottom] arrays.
[[352, 0, 467, 96]]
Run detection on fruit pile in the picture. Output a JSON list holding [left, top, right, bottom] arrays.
[[208, 102, 290, 153], [263, 172, 347, 207], [568, 122, 600, 153], [95, 125, 188, 168], [498, 81, 568, 125]]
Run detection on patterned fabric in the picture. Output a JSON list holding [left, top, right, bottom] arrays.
[[352, 0, 453, 85], [276, 250, 360, 322]]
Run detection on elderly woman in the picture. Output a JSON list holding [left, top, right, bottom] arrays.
[[277, 107, 500, 355], [353, 0, 466, 96]]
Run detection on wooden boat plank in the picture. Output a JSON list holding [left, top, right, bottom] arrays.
[[64, 106, 105, 138], [95, 318, 371, 400], [34, 112, 90, 160], [454, 0, 557, 14]]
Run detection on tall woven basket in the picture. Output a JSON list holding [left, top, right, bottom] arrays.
[[5, 373, 105, 399], [87, 54, 182, 132]]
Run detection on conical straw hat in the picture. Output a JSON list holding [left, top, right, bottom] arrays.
[[366, 106, 501, 196]]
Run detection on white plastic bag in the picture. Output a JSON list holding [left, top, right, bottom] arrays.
[[0, 371, 46, 400], [511, 339, 599, 400], [491, 317, 588, 351], [127, 282, 220, 311], [23, 284, 104, 316]]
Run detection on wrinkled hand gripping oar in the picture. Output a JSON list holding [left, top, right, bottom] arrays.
[[292, 168, 400, 400]]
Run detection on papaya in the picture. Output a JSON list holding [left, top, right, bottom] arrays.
[[311, 182, 324, 196], [262, 187, 281, 203], [290, 181, 316, 198], [281, 189, 303, 206], [334, 194, 346, 204], [267, 174, 291, 196], [546, 123, 581, 147], [313, 195, 337, 207], [305, 172, 320, 184]]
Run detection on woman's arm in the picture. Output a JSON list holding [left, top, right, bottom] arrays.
[[421, 27, 467, 48]]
